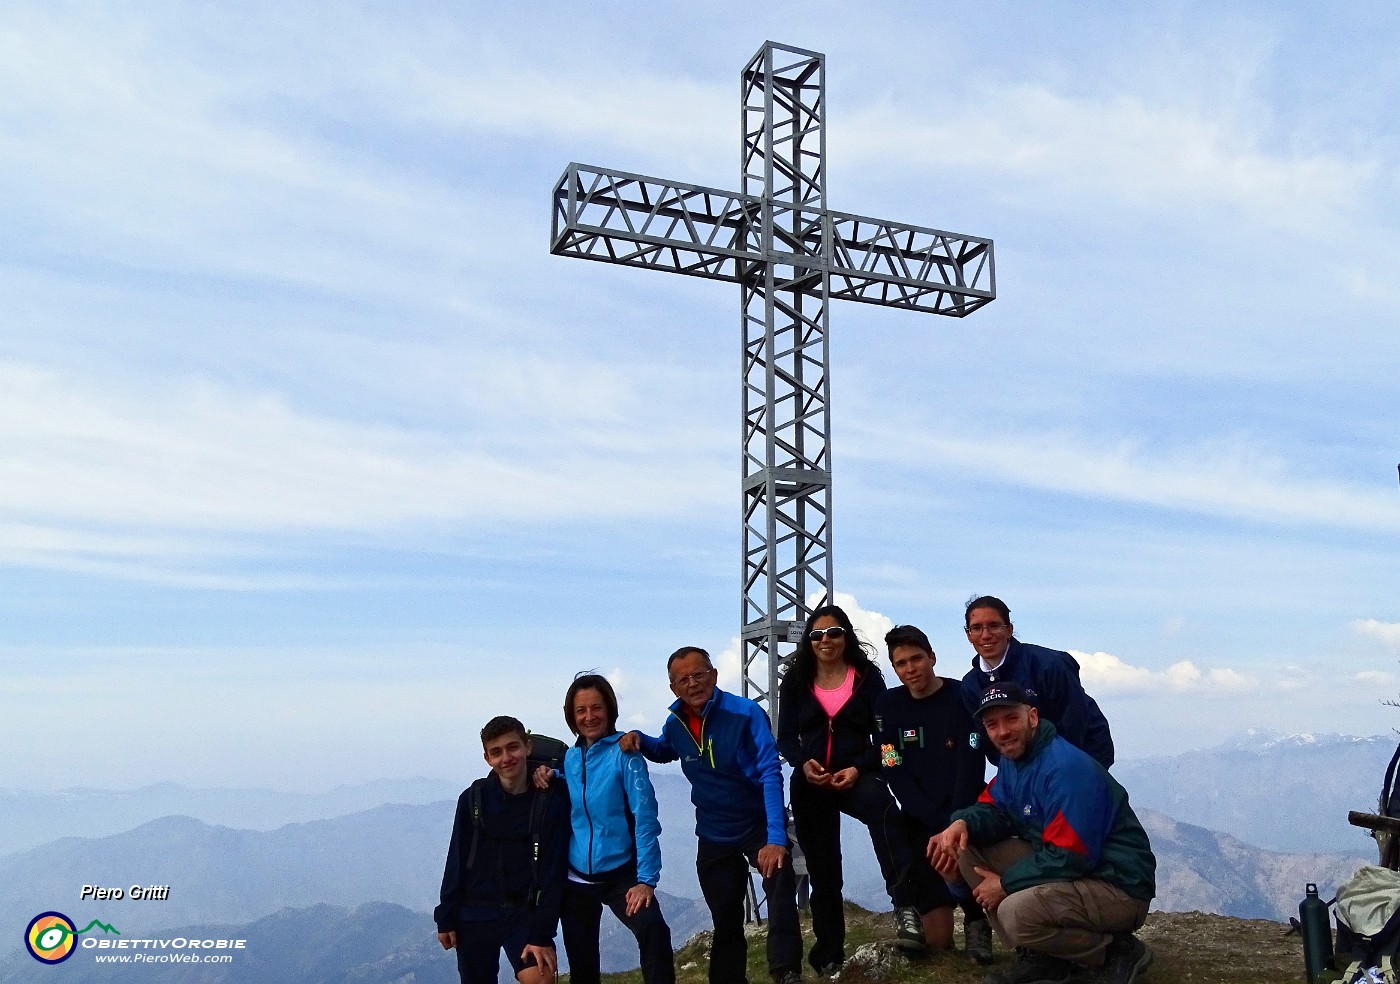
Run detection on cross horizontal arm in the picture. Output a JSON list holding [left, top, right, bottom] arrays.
[[827, 209, 994, 316], [551, 163, 754, 283], [552, 164, 995, 316]]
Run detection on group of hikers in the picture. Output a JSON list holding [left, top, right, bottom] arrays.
[[434, 596, 1159, 984]]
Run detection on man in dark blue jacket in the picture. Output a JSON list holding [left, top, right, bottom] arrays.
[[623, 646, 803, 984], [959, 596, 1114, 769], [435, 715, 571, 984]]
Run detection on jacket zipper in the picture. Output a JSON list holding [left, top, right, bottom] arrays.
[[670, 707, 709, 760], [581, 744, 595, 873], [819, 667, 864, 769]]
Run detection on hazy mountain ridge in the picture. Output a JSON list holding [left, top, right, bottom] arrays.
[[3, 781, 1371, 950], [7, 732, 1390, 969], [1115, 730, 1396, 853], [1139, 808, 1368, 920], [0, 777, 463, 858]]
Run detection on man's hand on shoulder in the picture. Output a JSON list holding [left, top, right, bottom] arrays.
[[756, 843, 787, 879], [619, 731, 641, 753]]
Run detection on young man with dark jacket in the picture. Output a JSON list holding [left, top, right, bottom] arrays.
[[959, 596, 1114, 769], [931, 684, 1155, 984], [435, 715, 571, 984], [875, 624, 993, 963], [623, 646, 804, 984]]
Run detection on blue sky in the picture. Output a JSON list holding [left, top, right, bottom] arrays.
[[4, 1, 1399, 791]]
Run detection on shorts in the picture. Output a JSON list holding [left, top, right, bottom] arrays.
[[453, 914, 543, 984]]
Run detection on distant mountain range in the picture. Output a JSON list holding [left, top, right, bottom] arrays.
[[0, 796, 707, 972], [0, 778, 462, 857], [1139, 808, 1367, 920], [5, 730, 1391, 975], [1114, 731, 1396, 853]]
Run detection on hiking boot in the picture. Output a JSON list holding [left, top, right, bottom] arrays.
[[774, 971, 803, 984], [986, 948, 1074, 984], [893, 905, 929, 952], [813, 962, 843, 977], [1095, 934, 1152, 984], [965, 917, 995, 965]]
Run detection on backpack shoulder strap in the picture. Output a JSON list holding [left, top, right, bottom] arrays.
[[527, 784, 553, 904], [465, 780, 485, 872]]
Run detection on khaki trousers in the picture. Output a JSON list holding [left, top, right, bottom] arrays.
[[957, 839, 1149, 966]]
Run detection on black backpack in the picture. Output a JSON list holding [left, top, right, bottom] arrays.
[[526, 732, 569, 773], [462, 732, 570, 899]]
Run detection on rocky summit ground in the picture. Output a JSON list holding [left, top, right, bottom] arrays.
[[581, 904, 1310, 984]]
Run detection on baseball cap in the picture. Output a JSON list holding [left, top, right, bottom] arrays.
[[975, 682, 1036, 717]]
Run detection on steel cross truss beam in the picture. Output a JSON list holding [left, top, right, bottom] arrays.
[[550, 42, 995, 724], [551, 167, 994, 316]]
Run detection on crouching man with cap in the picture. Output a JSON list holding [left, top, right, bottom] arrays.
[[930, 684, 1156, 984]]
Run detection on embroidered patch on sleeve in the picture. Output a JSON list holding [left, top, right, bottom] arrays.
[[881, 743, 902, 768]]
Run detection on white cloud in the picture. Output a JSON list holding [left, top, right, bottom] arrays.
[[1357, 670, 1398, 688], [1073, 650, 1254, 695], [839, 85, 1372, 231], [0, 10, 538, 313], [1356, 620, 1400, 648], [823, 590, 895, 656], [851, 424, 1400, 534], [0, 360, 728, 574]]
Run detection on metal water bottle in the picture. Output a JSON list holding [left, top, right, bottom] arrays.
[[1300, 882, 1333, 983]]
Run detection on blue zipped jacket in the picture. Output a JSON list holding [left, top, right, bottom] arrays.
[[637, 687, 786, 848], [563, 732, 663, 887]]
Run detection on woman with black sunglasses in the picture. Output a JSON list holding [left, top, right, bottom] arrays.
[[777, 605, 927, 973]]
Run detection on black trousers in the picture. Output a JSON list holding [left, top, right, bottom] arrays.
[[898, 814, 988, 922], [560, 864, 674, 984], [790, 772, 916, 970], [696, 826, 802, 984]]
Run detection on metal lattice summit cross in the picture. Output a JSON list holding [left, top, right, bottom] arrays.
[[550, 41, 995, 728]]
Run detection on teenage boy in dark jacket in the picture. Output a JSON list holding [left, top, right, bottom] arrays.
[[875, 624, 993, 963], [435, 715, 571, 984], [622, 646, 804, 984], [931, 685, 1155, 984]]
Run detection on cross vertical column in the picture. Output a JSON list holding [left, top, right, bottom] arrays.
[[549, 41, 995, 728], [739, 43, 832, 718]]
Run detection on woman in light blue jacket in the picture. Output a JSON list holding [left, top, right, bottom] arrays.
[[546, 673, 674, 984]]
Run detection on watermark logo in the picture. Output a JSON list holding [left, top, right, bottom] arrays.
[[25, 911, 120, 965]]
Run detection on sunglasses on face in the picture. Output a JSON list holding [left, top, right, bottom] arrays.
[[808, 626, 847, 642]]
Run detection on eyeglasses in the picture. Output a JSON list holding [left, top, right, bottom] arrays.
[[671, 671, 714, 688], [808, 626, 847, 642], [965, 622, 1008, 635]]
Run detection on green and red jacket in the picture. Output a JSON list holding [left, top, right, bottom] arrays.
[[951, 720, 1155, 901]]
